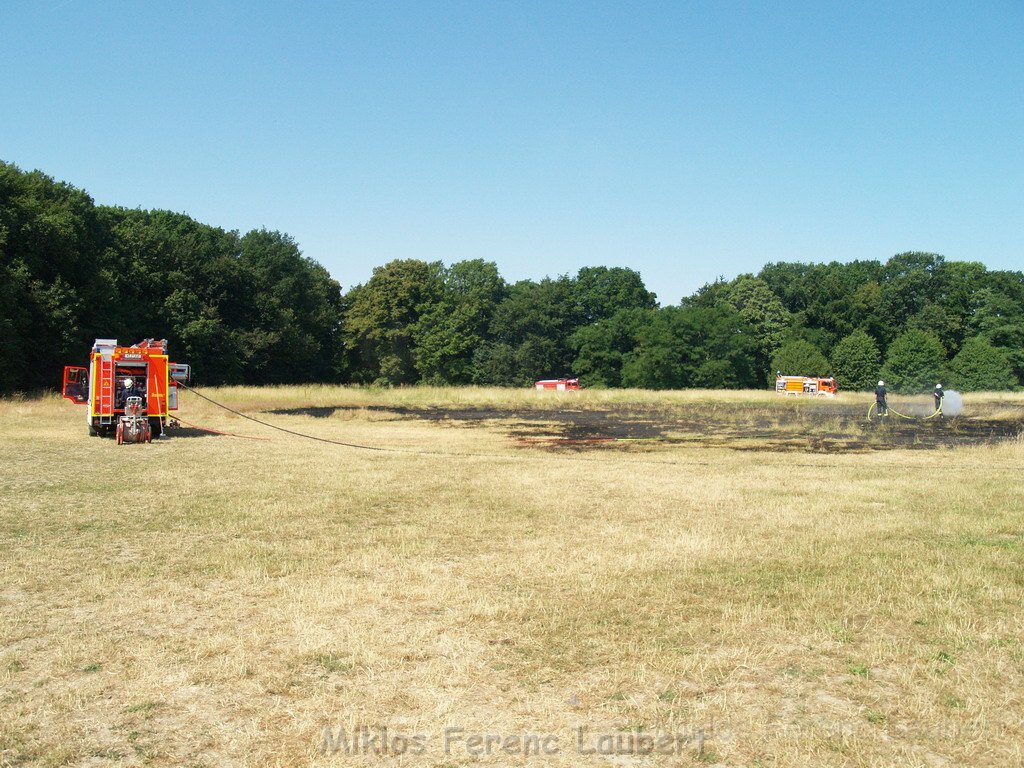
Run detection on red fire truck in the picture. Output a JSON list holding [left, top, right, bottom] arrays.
[[534, 378, 580, 391], [62, 339, 190, 440], [774, 374, 838, 397]]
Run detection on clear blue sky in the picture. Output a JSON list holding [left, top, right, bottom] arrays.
[[2, 1, 1021, 304]]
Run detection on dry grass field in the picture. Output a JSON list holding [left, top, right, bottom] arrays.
[[2, 386, 1023, 767]]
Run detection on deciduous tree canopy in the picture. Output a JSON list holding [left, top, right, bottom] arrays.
[[830, 331, 881, 392], [2, 161, 1021, 393]]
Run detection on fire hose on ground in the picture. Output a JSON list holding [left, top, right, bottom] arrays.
[[867, 401, 943, 421]]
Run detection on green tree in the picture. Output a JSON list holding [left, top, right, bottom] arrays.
[[620, 343, 681, 389], [770, 340, 830, 382], [239, 229, 344, 383], [486, 276, 579, 383], [618, 304, 757, 390], [0, 162, 107, 391], [343, 259, 444, 384], [969, 287, 1024, 386], [469, 342, 518, 386], [619, 308, 690, 389], [830, 330, 881, 391], [948, 337, 1017, 391], [759, 259, 884, 348], [906, 303, 962, 357], [725, 275, 790, 378], [572, 266, 657, 323], [875, 252, 945, 346], [570, 307, 654, 387], [880, 330, 947, 393], [514, 336, 566, 382], [0, 262, 33, 392], [176, 312, 245, 384], [685, 304, 759, 389], [932, 260, 986, 351], [101, 207, 251, 384], [413, 259, 506, 383]]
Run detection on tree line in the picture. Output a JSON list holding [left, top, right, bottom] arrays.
[[2, 160, 1021, 394]]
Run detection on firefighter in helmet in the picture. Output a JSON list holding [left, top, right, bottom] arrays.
[[934, 383, 944, 416], [874, 380, 888, 417], [116, 377, 146, 411]]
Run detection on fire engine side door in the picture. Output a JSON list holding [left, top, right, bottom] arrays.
[[62, 366, 89, 403]]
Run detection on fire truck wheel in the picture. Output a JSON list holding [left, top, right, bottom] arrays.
[[148, 417, 163, 437], [88, 424, 98, 437]]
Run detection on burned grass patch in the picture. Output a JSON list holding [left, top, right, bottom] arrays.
[[269, 402, 1024, 454]]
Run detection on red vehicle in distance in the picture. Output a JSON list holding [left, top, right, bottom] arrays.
[[534, 378, 580, 391]]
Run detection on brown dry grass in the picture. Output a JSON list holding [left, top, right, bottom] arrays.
[[1, 388, 1023, 767]]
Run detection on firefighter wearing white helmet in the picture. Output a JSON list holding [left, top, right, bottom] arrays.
[[874, 380, 888, 417], [934, 383, 944, 416], [116, 376, 145, 411]]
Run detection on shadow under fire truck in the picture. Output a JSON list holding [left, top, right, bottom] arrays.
[[62, 339, 190, 441]]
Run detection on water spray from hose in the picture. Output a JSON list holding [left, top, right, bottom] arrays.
[[942, 390, 964, 417]]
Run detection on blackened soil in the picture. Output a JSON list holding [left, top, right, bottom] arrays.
[[268, 404, 1024, 454]]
